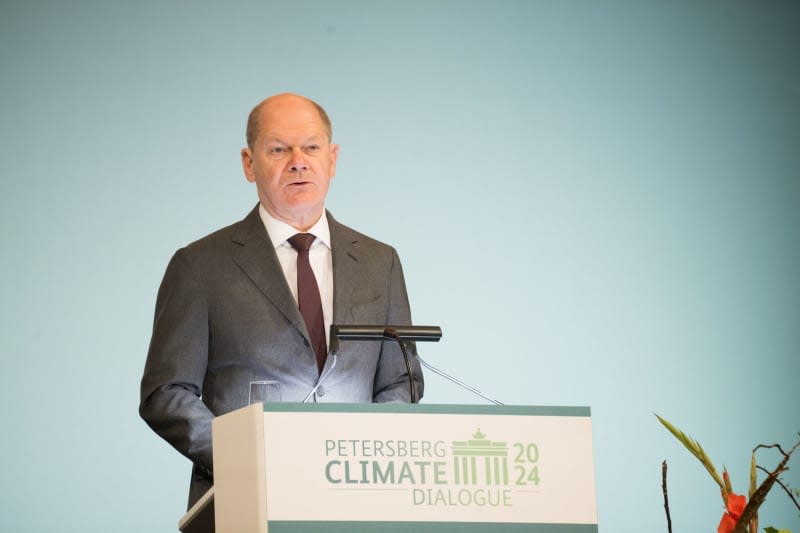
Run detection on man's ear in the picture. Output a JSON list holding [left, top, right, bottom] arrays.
[[241, 147, 255, 183], [328, 143, 339, 178]]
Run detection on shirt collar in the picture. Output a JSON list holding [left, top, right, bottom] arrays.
[[258, 204, 331, 250]]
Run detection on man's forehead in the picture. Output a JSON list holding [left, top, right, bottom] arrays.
[[247, 93, 332, 147], [261, 95, 317, 119], [259, 104, 325, 133], [262, 130, 327, 144]]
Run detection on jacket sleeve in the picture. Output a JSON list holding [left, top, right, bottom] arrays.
[[372, 247, 425, 403], [139, 249, 215, 473]]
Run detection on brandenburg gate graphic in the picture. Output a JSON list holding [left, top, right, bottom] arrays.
[[452, 429, 509, 485]]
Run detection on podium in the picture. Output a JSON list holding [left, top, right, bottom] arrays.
[[180, 403, 598, 532]]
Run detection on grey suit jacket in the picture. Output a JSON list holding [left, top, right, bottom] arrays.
[[139, 206, 423, 506]]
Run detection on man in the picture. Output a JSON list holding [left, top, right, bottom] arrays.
[[140, 93, 423, 507]]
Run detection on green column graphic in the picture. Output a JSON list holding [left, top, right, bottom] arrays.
[[452, 429, 509, 486]]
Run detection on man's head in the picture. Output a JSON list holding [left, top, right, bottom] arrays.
[[241, 93, 339, 231]]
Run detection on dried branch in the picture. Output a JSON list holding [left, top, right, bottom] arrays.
[[662, 460, 673, 533], [754, 442, 789, 457], [749, 452, 758, 533], [734, 438, 800, 533], [755, 465, 800, 511]]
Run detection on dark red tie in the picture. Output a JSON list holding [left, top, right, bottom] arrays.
[[288, 233, 327, 374]]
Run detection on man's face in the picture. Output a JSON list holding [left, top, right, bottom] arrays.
[[241, 95, 339, 231]]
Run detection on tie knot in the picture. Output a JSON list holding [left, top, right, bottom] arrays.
[[288, 233, 316, 252]]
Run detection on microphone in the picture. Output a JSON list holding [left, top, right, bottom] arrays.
[[329, 325, 442, 354], [329, 325, 441, 403]]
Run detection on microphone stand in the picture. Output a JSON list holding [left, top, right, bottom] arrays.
[[384, 328, 418, 403]]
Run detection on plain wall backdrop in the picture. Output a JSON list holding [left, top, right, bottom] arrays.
[[1, 1, 798, 531]]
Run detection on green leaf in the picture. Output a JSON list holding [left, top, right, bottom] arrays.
[[655, 414, 726, 495], [763, 527, 790, 533]]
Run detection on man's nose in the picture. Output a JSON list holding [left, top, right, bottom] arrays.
[[288, 147, 308, 172]]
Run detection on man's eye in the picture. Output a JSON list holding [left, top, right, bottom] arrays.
[[305, 145, 319, 152], [270, 147, 286, 154]]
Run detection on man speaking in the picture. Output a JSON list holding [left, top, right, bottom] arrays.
[[140, 93, 423, 507]]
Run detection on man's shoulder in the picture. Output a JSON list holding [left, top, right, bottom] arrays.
[[176, 206, 261, 258], [328, 212, 397, 255], [183, 220, 238, 251]]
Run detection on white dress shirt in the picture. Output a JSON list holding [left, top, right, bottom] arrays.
[[258, 204, 334, 347]]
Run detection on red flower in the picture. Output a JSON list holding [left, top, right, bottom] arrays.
[[718, 513, 737, 533], [717, 493, 746, 533]]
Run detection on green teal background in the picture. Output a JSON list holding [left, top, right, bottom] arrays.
[[1, 1, 798, 531]]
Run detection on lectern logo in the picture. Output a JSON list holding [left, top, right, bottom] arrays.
[[323, 427, 541, 508], [452, 428, 510, 485]]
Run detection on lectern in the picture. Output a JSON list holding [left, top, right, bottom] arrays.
[[180, 403, 598, 532]]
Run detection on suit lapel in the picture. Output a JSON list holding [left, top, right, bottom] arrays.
[[232, 207, 379, 341], [231, 206, 309, 340]]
